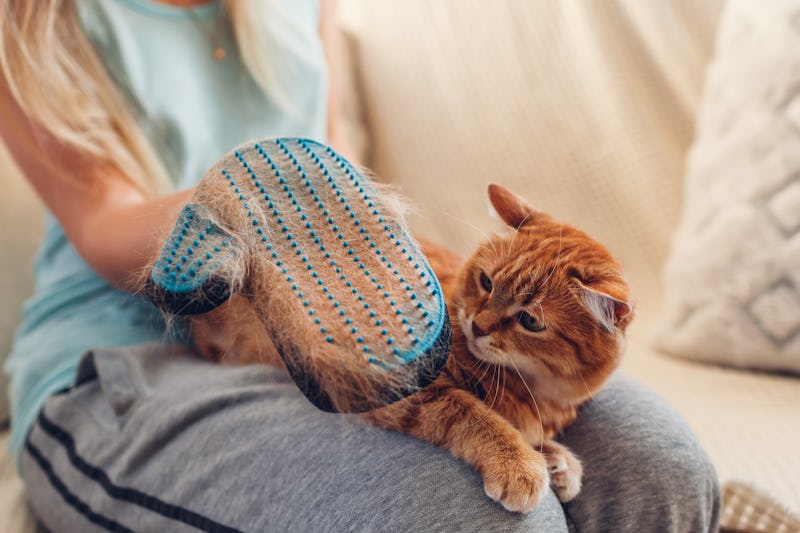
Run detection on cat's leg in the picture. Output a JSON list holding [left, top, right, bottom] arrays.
[[540, 440, 582, 503], [190, 294, 284, 367], [491, 401, 583, 502], [366, 387, 550, 513]]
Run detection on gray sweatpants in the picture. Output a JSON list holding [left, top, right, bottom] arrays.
[[21, 343, 720, 532]]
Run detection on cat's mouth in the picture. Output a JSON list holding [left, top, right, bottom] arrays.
[[460, 310, 502, 365], [460, 309, 541, 378]]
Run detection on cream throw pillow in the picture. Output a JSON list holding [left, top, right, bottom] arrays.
[[655, 0, 800, 373]]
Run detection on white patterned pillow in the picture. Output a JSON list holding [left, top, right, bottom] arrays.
[[655, 0, 800, 373]]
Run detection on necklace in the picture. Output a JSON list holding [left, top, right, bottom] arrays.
[[186, 4, 227, 61]]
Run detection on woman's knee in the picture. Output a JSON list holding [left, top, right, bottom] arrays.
[[559, 373, 721, 532]]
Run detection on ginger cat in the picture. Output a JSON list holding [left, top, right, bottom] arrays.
[[192, 183, 633, 512]]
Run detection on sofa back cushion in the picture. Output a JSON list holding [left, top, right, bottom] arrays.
[[339, 0, 722, 320], [0, 142, 44, 422]]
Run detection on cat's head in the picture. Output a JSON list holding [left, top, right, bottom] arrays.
[[453, 184, 633, 406]]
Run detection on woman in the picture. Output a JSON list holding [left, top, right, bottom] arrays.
[[0, 0, 720, 531]]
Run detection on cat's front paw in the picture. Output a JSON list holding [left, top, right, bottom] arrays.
[[541, 441, 582, 502], [482, 446, 550, 513]]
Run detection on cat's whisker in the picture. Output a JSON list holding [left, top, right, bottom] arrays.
[[492, 363, 503, 410], [541, 225, 564, 288], [486, 363, 502, 412], [468, 362, 502, 428], [475, 365, 493, 386], [467, 355, 488, 372], [449, 302, 466, 313], [477, 238, 501, 262], [506, 223, 521, 254], [219, 339, 235, 364], [508, 357, 545, 454], [515, 211, 535, 231], [423, 207, 497, 249], [456, 352, 489, 381], [497, 362, 507, 407], [484, 346, 509, 411], [505, 208, 536, 256], [471, 358, 494, 385], [451, 344, 492, 382], [579, 374, 594, 402]]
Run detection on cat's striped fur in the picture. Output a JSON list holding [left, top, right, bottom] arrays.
[[192, 184, 633, 513]]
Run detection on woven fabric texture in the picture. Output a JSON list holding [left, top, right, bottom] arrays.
[[341, 0, 723, 319], [721, 481, 800, 532]]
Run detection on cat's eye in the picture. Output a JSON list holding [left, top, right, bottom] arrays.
[[479, 271, 493, 292], [519, 311, 546, 332]]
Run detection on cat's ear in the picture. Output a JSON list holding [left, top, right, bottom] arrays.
[[487, 183, 538, 230], [576, 282, 633, 333]]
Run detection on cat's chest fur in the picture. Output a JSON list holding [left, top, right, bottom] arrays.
[[446, 335, 579, 446]]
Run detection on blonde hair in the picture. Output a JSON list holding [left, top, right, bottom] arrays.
[[0, 0, 290, 195]]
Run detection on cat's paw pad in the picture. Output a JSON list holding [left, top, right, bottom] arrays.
[[543, 443, 582, 502], [482, 449, 549, 513]]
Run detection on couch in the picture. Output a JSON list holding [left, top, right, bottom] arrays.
[[338, 0, 800, 512], [1, 1, 798, 530]]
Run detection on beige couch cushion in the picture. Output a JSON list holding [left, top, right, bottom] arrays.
[[340, 0, 723, 319], [623, 336, 800, 511], [0, 142, 44, 423]]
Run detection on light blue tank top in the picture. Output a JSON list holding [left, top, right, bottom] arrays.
[[5, 0, 327, 468]]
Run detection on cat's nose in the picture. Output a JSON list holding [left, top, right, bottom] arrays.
[[471, 320, 488, 338]]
